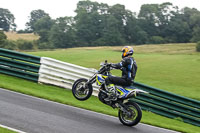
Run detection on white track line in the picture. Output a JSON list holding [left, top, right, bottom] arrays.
[[0, 124, 26, 133]]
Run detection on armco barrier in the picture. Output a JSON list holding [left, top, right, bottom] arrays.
[[0, 48, 40, 81], [38, 57, 100, 95], [0, 48, 199, 127], [131, 82, 200, 127], [0, 48, 40, 64]]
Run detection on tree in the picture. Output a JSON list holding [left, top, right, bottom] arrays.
[[191, 26, 200, 42], [149, 36, 165, 44], [0, 31, 7, 47], [18, 1, 200, 48], [74, 0, 108, 46], [179, 7, 200, 42], [189, 11, 200, 42], [75, 1, 127, 46], [34, 16, 54, 45], [108, 4, 127, 39], [94, 15, 125, 46], [124, 10, 149, 44], [180, 7, 200, 28], [138, 4, 159, 36], [16, 39, 34, 50], [138, 3, 179, 38], [26, 9, 50, 32], [0, 8, 16, 31], [196, 41, 200, 52], [49, 17, 76, 48]]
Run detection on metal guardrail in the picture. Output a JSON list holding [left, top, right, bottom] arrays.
[[0, 48, 199, 127], [134, 82, 200, 109], [0, 48, 40, 81], [131, 82, 200, 127], [38, 57, 99, 95], [0, 48, 41, 64]]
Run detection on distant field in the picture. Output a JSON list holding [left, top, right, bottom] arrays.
[[5, 32, 39, 41], [27, 43, 200, 100]]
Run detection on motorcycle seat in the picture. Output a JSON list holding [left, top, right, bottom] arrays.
[[123, 86, 136, 90]]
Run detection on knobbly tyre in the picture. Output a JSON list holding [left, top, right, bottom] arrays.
[[72, 60, 148, 126]]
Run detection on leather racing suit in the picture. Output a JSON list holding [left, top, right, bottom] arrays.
[[105, 56, 137, 87]]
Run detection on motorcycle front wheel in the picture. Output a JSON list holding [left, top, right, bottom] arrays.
[[118, 101, 142, 126], [72, 78, 93, 101]]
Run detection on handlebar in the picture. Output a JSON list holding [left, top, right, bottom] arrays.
[[100, 60, 111, 66]]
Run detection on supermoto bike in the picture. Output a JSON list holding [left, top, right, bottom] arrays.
[[72, 60, 147, 126]]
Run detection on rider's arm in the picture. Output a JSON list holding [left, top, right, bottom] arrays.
[[111, 63, 121, 69], [111, 59, 127, 69]]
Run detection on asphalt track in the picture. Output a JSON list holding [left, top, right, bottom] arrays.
[[0, 88, 180, 133]]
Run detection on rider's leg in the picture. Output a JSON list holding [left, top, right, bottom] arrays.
[[105, 76, 135, 99], [105, 76, 127, 100], [105, 76, 130, 87]]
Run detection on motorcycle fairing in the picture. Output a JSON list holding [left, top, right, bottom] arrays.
[[96, 74, 108, 86], [116, 86, 131, 98]]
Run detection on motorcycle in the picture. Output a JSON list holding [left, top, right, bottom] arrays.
[[72, 60, 147, 126]]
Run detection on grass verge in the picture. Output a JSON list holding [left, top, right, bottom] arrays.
[[0, 73, 199, 133], [0, 126, 17, 133]]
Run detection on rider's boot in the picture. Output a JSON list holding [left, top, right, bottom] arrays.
[[104, 84, 117, 101], [106, 84, 115, 92]]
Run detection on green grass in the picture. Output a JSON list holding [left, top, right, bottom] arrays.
[[0, 126, 17, 133], [0, 43, 200, 133], [0, 73, 200, 133]]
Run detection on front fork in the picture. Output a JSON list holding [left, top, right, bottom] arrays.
[[115, 100, 133, 117], [88, 74, 97, 85]]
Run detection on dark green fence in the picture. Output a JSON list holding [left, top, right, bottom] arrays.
[[131, 82, 200, 127], [0, 48, 41, 82]]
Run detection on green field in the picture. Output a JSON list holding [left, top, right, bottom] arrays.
[[0, 43, 200, 133]]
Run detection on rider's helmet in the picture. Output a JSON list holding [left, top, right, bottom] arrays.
[[121, 46, 134, 58]]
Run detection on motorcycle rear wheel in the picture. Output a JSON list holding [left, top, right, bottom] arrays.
[[118, 101, 142, 126], [72, 78, 93, 101]]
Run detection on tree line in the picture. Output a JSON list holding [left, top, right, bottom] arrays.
[[1, 0, 200, 50]]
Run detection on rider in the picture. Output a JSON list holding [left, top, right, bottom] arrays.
[[105, 46, 137, 99]]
